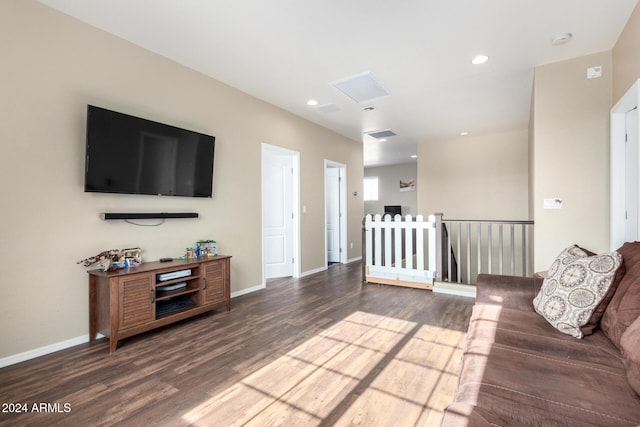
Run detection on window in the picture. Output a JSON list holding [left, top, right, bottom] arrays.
[[363, 177, 379, 201]]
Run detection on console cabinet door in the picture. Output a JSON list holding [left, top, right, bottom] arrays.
[[202, 259, 229, 306], [118, 273, 154, 329]]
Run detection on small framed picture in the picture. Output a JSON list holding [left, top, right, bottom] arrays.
[[400, 178, 416, 192]]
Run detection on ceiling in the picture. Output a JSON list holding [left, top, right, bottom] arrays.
[[37, 0, 638, 167]]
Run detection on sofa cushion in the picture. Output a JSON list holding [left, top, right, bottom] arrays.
[[475, 274, 543, 311], [467, 304, 621, 369], [602, 242, 640, 349], [621, 316, 640, 396], [533, 248, 623, 338], [453, 339, 640, 426]]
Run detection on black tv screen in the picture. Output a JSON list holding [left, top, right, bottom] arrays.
[[84, 105, 215, 198]]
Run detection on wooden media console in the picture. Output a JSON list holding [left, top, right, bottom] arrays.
[[87, 255, 231, 352]]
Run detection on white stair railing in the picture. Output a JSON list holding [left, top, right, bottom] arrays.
[[441, 219, 534, 285], [363, 213, 534, 288]]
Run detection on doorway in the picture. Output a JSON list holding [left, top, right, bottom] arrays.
[[325, 160, 347, 265], [611, 79, 640, 249], [262, 144, 300, 280]]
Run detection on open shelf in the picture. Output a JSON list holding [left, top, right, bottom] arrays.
[[155, 286, 199, 301], [155, 295, 197, 318]]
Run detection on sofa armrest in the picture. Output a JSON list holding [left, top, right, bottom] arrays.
[[475, 274, 543, 312]]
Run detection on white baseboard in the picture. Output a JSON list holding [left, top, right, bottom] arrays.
[[300, 266, 327, 277], [433, 281, 476, 298], [0, 334, 99, 369], [347, 256, 362, 263], [231, 283, 265, 298], [1, 284, 265, 368]]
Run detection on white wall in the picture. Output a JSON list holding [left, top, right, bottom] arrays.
[[364, 163, 417, 216]]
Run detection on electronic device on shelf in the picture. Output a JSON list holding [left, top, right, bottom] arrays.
[[156, 269, 191, 282], [156, 282, 187, 292], [155, 296, 196, 317]]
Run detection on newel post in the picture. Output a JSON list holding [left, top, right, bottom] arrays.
[[362, 215, 370, 284], [429, 212, 444, 282]]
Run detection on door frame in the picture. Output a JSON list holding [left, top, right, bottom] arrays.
[[324, 160, 347, 265], [611, 79, 640, 250], [261, 143, 301, 282]]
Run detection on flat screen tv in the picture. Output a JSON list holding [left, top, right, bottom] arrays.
[[84, 105, 215, 198]]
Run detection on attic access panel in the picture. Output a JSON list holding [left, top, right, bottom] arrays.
[[330, 72, 390, 104]]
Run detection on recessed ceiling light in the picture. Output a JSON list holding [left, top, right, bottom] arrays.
[[460, 131, 469, 136], [379, 138, 387, 142], [306, 99, 318, 106], [471, 55, 489, 65], [411, 155, 417, 159], [551, 33, 573, 46]]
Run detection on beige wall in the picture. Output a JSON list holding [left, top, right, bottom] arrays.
[[416, 130, 529, 220], [0, 1, 363, 359], [613, 1, 640, 103], [364, 163, 418, 216], [532, 51, 612, 270]]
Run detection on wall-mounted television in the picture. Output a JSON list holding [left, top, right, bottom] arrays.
[[84, 105, 215, 198]]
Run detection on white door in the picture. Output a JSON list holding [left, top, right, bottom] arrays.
[[263, 151, 294, 278], [626, 107, 639, 242], [326, 167, 341, 263]]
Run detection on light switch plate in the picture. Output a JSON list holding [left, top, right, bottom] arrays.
[[544, 198, 563, 209], [587, 66, 602, 79]]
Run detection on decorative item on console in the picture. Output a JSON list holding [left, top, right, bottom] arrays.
[[197, 240, 217, 257], [77, 247, 142, 271], [175, 240, 217, 260]]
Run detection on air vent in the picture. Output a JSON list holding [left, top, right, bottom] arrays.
[[367, 129, 397, 139], [330, 71, 389, 104], [315, 104, 341, 113]]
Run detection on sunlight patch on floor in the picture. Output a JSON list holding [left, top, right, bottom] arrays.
[[182, 311, 467, 426]]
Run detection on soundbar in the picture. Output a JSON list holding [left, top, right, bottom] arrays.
[[103, 212, 199, 220]]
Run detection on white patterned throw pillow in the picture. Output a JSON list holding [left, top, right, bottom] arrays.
[[533, 246, 623, 339]]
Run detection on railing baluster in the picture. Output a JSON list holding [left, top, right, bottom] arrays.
[[405, 215, 413, 270], [394, 214, 402, 268], [466, 223, 471, 284], [447, 222, 452, 282], [457, 223, 462, 283], [510, 224, 515, 275], [521, 224, 527, 276], [384, 215, 392, 267], [499, 224, 504, 275], [416, 215, 425, 271], [477, 223, 482, 277], [374, 214, 382, 267], [365, 214, 373, 268], [487, 224, 492, 274]]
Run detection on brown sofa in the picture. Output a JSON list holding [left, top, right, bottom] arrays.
[[442, 242, 640, 426]]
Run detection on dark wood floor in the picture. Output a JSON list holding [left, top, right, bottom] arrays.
[[0, 262, 474, 427]]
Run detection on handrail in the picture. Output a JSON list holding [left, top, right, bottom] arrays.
[[444, 219, 534, 224]]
